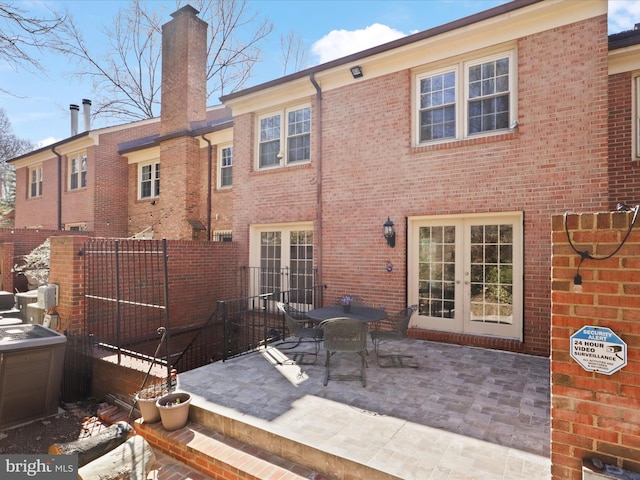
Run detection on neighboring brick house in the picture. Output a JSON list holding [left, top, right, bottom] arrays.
[[9, 5, 234, 241], [7, 0, 639, 357]]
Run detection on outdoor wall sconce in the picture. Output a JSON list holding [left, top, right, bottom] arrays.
[[350, 65, 363, 79], [383, 217, 396, 248]]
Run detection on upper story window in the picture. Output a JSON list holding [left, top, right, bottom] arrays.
[[139, 161, 160, 199], [416, 51, 515, 145], [257, 105, 310, 169], [218, 145, 233, 188], [69, 154, 87, 190], [29, 165, 43, 198]]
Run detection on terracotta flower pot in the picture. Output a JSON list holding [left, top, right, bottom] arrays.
[[156, 392, 191, 431], [135, 385, 168, 423]]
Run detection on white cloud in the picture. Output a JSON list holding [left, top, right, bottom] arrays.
[[609, 0, 640, 33], [35, 137, 57, 149], [311, 23, 407, 64]]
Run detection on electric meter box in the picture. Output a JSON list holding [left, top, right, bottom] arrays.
[[37, 285, 58, 309]]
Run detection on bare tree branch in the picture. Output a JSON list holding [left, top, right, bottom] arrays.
[[280, 30, 308, 76], [0, 108, 32, 207], [0, 2, 67, 96], [53, 0, 273, 123]]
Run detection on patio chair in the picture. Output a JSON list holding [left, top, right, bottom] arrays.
[[276, 302, 324, 364], [320, 318, 367, 387], [369, 304, 418, 368], [330, 295, 370, 307]]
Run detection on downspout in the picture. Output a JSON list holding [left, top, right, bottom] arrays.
[[201, 134, 213, 240], [51, 146, 62, 230], [310, 73, 323, 289]]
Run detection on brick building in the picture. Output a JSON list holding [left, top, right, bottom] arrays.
[[8, 0, 640, 357]]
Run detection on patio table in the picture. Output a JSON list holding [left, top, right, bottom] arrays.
[[306, 306, 387, 324]]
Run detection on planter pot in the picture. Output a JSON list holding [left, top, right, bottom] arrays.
[[156, 392, 191, 431], [135, 385, 169, 423], [343, 304, 351, 313], [137, 396, 161, 423]]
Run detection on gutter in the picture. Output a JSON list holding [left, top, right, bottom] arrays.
[[51, 146, 62, 230], [201, 133, 213, 240], [310, 73, 323, 285]]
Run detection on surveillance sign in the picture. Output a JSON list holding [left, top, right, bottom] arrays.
[[570, 326, 627, 375]]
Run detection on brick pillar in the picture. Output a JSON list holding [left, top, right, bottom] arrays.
[[49, 235, 88, 335], [0, 242, 14, 292], [551, 211, 640, 479], [157, 5, 208, 240], [161, 5, 207, 136]]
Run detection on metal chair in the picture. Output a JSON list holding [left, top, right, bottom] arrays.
[[369, 305, 418, 368], [320, 318, 367, 387], [276, 302, 323, 364]]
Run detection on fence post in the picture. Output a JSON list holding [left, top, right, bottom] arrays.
[[49, 236, 89, 335]]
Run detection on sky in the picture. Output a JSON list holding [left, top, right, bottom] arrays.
[[1, 0, 639, 148]]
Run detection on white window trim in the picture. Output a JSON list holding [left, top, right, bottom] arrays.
[[635, 76, 640, 160], [255, 104, 311, 170], [138, 160, 160, 200], [65, 222, 87, 231], [68, 153, 87, 191], [29, 165, 43, 198], [217, 143, 233, 189], [414, 50, 517, 146]]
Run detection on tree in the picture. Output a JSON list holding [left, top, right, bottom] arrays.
[[0, 108, 32, 209], [57, 0, 273, 122], [280, 30, 308, 76], [0, 2, 66, 94]]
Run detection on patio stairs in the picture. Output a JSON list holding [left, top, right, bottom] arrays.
[[133, 401, 400, 480]]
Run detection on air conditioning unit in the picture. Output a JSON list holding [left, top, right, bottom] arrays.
[[37, 285, 58, 309]]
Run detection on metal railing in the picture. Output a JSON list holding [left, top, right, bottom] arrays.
[[172, 284, 325, 370]]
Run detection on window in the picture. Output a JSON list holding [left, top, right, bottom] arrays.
[[258, 106, 310, 168], [636, 77, 640, 159], [416, 51, 515, 144], [139, 161, 160, 199], [69, 154, 87, 190], [29, 165, 43, 198], [218, 145, 233, 188], [65, 223, 87, 231]]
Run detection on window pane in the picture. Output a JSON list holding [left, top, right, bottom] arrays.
[[467, 57, 510, 134], [286, 107, 310, 163], [259, 140, 280, 167], [419, 71, 456, 143]]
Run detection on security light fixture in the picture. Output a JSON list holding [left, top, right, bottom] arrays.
[[383, 217, 396, 248], [350, 66, 363, 79]]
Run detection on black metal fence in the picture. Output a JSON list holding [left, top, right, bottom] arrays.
[[83, 238, 170, 365], [61, 331, 93, 402], [172, 284, 325, 369]]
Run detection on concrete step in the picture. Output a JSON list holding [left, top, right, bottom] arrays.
[[135, 418, 332, 480]]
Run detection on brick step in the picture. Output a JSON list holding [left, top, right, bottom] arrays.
[[135, 418, 332, 480]]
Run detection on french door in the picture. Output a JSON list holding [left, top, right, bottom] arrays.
[[408, 213, 523, 340], [249, 223, 314, 307]]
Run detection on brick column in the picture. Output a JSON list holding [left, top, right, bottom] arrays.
[[49, 235, 88, 335], [551, 211, 640, 479]]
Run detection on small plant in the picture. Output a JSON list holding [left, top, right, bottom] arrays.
[[136, 382, 168, 400], [341, 295, 353, 305]]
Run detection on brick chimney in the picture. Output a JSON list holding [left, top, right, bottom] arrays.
[[160, 5, 207, 136], [156, 5, 208, 240]]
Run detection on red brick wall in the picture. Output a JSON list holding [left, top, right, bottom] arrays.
[[232, 16, 610, 356], [608, 71, 640, 207], [49, 236, 238, 337], [551, 211, 640, 479]]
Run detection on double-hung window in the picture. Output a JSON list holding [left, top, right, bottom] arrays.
[[29, 165, 43, 198], [69, 154, 87, 190], [139, 161, 160, 199], [218, 145, 233, 188], [258, 105, 310, 168], [416, 51, 515, 145]]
